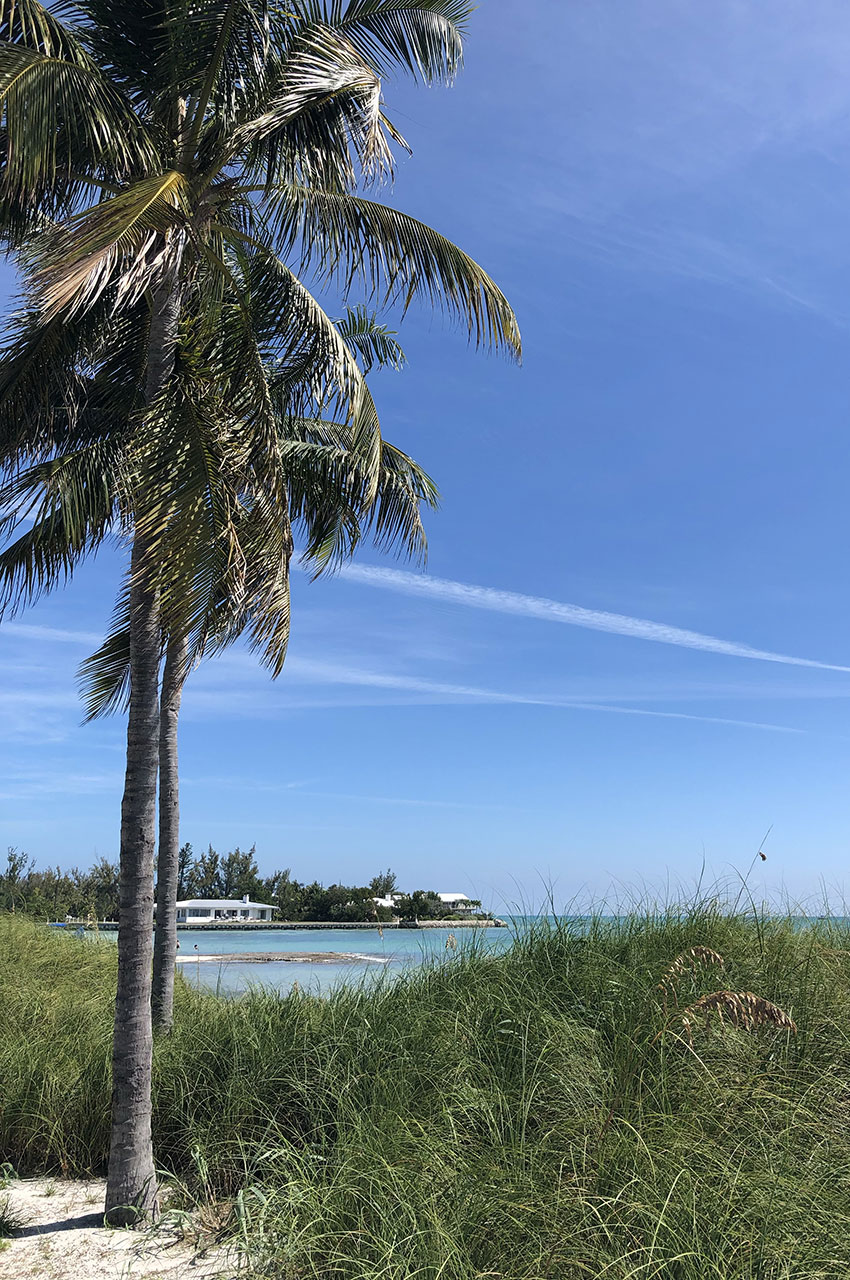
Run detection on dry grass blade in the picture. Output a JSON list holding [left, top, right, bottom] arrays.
[[681, 990, 797, 1042], [658, 946, 725, 1001]]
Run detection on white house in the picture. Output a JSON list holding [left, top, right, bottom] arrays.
[[371, 892, 404, 911], [175, 893, 275, 923], [437, 893, 477, 915]]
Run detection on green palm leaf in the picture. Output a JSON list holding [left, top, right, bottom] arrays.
[[78, 593, 132, 721], [0, 437, 127, 613], [232, 23, 395, 181], [293, 1, 469, 83], [271, 185, 521, 353], [337, 304, 405, 372], [210, 227, 386, 498], [0, 0, 80, 58], [77, 0, 188, 105], [0, 39, 157, 203]]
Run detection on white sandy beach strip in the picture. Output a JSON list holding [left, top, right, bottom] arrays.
[[0, 1178, 234, 1280]]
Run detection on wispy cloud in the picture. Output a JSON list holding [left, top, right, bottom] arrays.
[[2, 622, 102, 645], [183, 773, 523, 811], [324, 564, 850, 674], [0, 768, 120, 801], [193, 654, 805, 735], [502, 3, 850, 325], [0, 690, 79, 708]]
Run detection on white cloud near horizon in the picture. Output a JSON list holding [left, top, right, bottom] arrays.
[[324, 563, 850, 675]]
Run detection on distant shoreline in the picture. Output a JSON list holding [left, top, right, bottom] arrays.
[[53, 918, 508, 932], [176, 950, 393, 965], [175, 919, 508, 931]]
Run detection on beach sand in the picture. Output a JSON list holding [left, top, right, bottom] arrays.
[[0, 1178, 235, 1279]]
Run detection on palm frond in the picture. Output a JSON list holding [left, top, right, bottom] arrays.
[[130, 365, 283, 672], [0, 0, 84, 62], [0, 437, 124, 614], [75, 0, 184, 107], [293, 1, 469, 84], [0, 299, 149, 465], [185, 0, 272, 147], [271, 185, 521, 354], [0, 308, 88, 463], [281, 422, 436, 570], [366, 437, 436, 560], [211, 226, 385, 498], [337, 304, 404, 372], [190, 232, 291, 511], [0, 40, 157, 204], [30, 171, 189, 318], [225, 485, 292, 675], [237, 93, 371, 193], [233, 23, 395, 182], [78, 606, 131, 721]]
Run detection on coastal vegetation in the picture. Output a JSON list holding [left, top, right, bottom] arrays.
[[0, 847, 484, 922], [2, 903, 849, 1277]]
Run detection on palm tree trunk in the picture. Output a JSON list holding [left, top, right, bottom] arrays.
[[151, 633, 189, 1033], [105, 273, 182, 1226]]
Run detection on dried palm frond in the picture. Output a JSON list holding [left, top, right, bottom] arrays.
[[658, 946, 725, 1003], [681, 990, 797, 1042]]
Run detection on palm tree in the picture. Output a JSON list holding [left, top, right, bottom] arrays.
[[82, 363, 439, 1034], [0, 302, 437, 1036], [0, 0, 519, 1223]]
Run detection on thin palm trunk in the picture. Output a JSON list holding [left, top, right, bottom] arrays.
[[105, 274, 182, 1225], [151, 633, 189, 1033]]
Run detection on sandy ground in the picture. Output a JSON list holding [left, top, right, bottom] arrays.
[[0, 1178, 239, 1279]]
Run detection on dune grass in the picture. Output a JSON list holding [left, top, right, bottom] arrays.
[[2, 905, 850, 1277]]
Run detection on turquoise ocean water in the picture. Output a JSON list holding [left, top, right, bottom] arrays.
[[94, 923, 516, 995], [86, 912, 841, 996]]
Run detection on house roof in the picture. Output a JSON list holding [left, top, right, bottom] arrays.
[[175, 898, 275, 910], [437, 892, 471, 902]]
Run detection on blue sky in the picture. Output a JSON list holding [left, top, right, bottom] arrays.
[[4, 0, 850, 907]]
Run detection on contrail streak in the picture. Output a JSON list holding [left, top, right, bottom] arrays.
[[282, 658, 803, 734], [196, 654, 803, 733], [325, 564, 850, 674]]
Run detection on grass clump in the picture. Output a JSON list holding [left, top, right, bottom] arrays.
[[2, 905, 850, 1276]]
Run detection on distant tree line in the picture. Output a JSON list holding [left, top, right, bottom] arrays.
[[0, 847, 120, 922], [0, 847, 485, 923]]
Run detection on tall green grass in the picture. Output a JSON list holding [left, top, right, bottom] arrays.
[[3, 905, 850, 1277]]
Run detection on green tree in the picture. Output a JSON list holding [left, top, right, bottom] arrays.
[[0, 847, 34, 911], [369, 868, 397, 897], [186, 846, 223, 898], [70, 319, 436, 1034], [218, 845, 263, 899], [396, 889, 443, 921], [0, 0, 518, 1223], [263, 867, 304, 920], [175, 842, 194, 901], [86, 857, 121, 920]]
